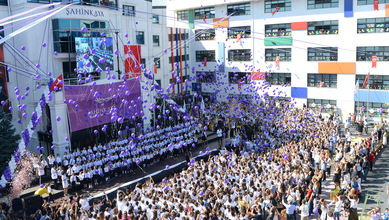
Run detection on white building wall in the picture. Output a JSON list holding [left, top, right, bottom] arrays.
[[167, 0, 389, 120]]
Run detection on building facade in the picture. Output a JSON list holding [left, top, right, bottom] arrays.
[[166, 0, 389, 120], [0, 0, 157, 156]]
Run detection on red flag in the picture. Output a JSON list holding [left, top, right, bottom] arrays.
[[271, 7, 280, 16], [238, 80, 242, 90], [275, 56, 280, 67], [154, 64, 157, 74], [236, 34, 241, 43], [363, 72, 370, 88], [374, 0, 379, 11], [372, 56, 377, 68], [204, 57, 207, 67], [319, 82, 324, 87], [50, 74, 63, 91], [124, 45, 141, 79], [203, 15, 206, 23]]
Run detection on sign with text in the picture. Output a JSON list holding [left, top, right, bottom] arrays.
[[64, 80, 141, 132]]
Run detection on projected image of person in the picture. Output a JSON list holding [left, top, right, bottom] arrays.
[[75, 37, 114, 74]]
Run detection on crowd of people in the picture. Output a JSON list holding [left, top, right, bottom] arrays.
[[2, 96, 389, 220], [31, 120, 203, 196]]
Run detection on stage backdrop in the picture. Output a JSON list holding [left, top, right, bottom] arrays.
[[64, 79, 141, 132]]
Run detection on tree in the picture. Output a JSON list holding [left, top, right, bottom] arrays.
[[0, 109, 19, 174]]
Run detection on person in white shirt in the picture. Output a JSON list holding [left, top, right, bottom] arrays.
[[217, 127, 223, 145], [51, 166, 58, 189], [79, 192, 92, 211]]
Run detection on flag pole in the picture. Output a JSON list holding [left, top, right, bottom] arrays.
[[367, 69, 370, 120], [358, 81, 360, 119]]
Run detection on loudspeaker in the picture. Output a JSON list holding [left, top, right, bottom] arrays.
[[24, 194, 43, 215], [12, 198, 23, 212]]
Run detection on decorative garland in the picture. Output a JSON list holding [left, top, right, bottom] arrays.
[[0, 86, 50, 188]]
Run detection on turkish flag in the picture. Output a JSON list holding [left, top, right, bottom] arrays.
[[154, 64, 157, 74], [275, 56, 280, 67], [271, 7, 280, 16], [372, 56, 377, 68], [238, 80, 242, 90], [236, 34, 241, 43], [50, 74, 63, 92], [374, 0, 379, 11], [203, 14, 206, 23], [319, 82, 324, 87], [363, 71, 370, 88], [124, 45, 141, 79], [204, 57, 207, 67]]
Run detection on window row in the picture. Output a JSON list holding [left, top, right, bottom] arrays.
[[307, 99, 337, 113], [356, 75, 389, 90], [169, 55, 190, 64], [307, 74, 337, 88], [355, 102, 389, 117], [228, 72, 250, 84], [196, 71, 216, 83]]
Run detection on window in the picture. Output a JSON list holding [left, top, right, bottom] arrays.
[[308, 47, 338, 61], [308, 20, 338, 35], [228, 72, 250, 84], [356, 46, 389, 61], [355, 101, 389, 117], [265, 0, 291, 13], [153, 35, 160, 47], [154, 58, 160, 68], [228, 49, 251, 62], [123, 5, 135, 16], [52, 19, 110, 53], [195, 51, 215, 62], [0, 26, 4, 38], [141, 59, 146, 67], [228, 26, 251, 39], [356, 74, 389, 90], [265, 23, 291, 37], [195, 29, 216, 41], [156, 80, 161, 86], [168, 33, 188, 41], [196, 71, 216, 83], [227, 3, 251, 16], [265, 73, 291, 85], [0, 0, 7, 5], [177, 10, 189, 21], [169, 55, 189, 63], [268, 96, 291, 102], [358, 0, 389, 5], [307, 74, 337, 88], [307, 0, 339, 9], [194, 7, 215, 20], [265, 48, 291, 61], [27, 0, 50, 3], [152, 15, 159, 24], [357, 18, 389, 34], [136, 31, 144, 44], [62, 61, 77, 80], [307, 99, 337, 113]]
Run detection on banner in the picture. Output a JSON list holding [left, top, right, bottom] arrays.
[[124, 45, 141, 79], [374, 0, 379, 11], [271, 7, 280, 16], [363, 71, 370, 88], [0, 44, 9, 105], [204, 57, 207, 67], [275, 56, 280, 68], [372, 56, 377, 68], [64, 79, 141, 132]]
